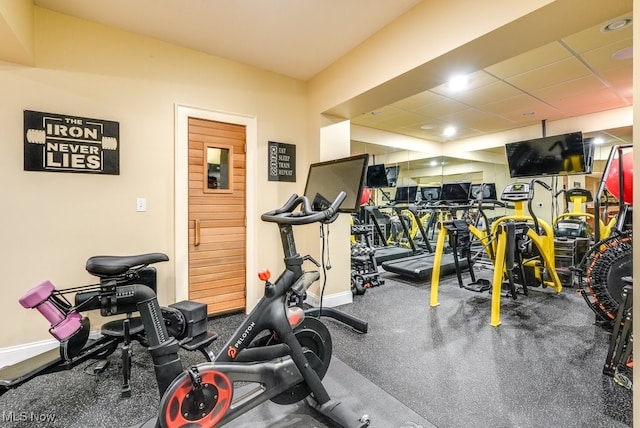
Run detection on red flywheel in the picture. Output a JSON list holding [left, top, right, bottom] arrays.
[[160, 367, 233, 428]]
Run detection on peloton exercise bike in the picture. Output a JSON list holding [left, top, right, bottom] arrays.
[[148, 153, 372, 427]]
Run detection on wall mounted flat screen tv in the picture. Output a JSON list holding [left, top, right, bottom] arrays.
[[394, 185, 418, 204], [469, 183, 497, 200], [385, 165, 400, 187], [440, 182, 471, 202], [365, 164, 389, 188], [505, 132, 592, 178], [304, 153, 369, 213], [420, 186, 441, 202]]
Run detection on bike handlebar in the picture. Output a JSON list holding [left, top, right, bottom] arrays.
[[261, 191, 346, 225]]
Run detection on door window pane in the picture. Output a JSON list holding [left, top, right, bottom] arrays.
[[206, 146, 231, 191]]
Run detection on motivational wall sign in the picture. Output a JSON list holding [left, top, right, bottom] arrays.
[[267, 141, 296, 182], [24, 110, 120, 175]]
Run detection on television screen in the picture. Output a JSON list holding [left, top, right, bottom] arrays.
[[582, 137, 595, 174], [394, 185, 418, 204], [505, 132, 588, 178], [420, 186, 441, 202], [365, 164, 389, 188], [469, 183, 497, 200], [385, 165, 400, 187], [441, 182, 471, 202], [304, 153, 369, 213]]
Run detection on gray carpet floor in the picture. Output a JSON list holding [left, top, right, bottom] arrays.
[[0, 268, 632, 427]]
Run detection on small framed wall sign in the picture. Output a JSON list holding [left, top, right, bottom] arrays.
[[24, 110, 120, 175], [267, 141, 296, 182]]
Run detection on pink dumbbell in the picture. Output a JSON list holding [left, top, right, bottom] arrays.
[[19, 280, 83, 341]]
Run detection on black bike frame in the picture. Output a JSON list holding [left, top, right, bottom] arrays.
[[153, 222, 333, 426]]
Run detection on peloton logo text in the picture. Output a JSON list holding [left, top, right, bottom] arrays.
[[227, 321, 256, 359], [24, 110, 120, 175]]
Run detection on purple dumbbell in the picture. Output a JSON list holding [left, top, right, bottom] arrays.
[[19, 280, 82, 341]]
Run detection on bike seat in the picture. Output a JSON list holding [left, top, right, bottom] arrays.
[[86, 253, 169, 277]]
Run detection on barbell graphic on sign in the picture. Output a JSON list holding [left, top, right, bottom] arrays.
[[26, 129, 118, 150]]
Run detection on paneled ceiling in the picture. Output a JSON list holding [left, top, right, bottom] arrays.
[[351, 12, 633, 146], [33, 1, 633, 157]]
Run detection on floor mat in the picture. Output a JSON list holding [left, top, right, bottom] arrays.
[[227, 356, 435, 428]]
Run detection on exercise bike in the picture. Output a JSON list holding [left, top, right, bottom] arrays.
[[135, 191, 369, 427], [1, 254, 216, 398]]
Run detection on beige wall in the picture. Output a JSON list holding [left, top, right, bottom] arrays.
[[0, 8, 309, 348]]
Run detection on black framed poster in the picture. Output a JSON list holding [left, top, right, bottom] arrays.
[[24, 110, 120, 175], [267, 141, 296, 182]]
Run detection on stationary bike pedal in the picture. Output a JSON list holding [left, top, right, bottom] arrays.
[[93, 359, 110, 374]]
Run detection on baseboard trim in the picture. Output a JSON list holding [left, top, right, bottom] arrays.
[[306, 290, 353, 308], [0, 331, 101, 369]]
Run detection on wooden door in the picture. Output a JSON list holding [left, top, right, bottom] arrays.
[[188, 117, 246, 314]]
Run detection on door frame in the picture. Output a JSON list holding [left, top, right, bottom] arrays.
[[174, 104, 257, 311]]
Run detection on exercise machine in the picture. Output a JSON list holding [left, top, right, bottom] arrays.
[[552, 188, 593, 287], [0, 254, 216, 398], [602, 278, 633, 389], [429, 186, 508, 304], [428, 198, 503, 307], [553, 188, 594, 239], [148, 189, 371, 427], [577, 145, 633, 325], [430, 180, 562, 326], [381, 183, 473, 281], [350, 222, 384, 295]]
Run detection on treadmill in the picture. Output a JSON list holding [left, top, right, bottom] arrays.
[[370, 185, 421, 264], [381, 182, 471, 281]]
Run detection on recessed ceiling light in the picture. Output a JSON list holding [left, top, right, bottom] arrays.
[[602, 18, 632, 32], [420, 124, 435, 130], [593, 137, 605, 145], [370, 110, 383, 115], [430, 160, 438, 166], [443, 126, 457, 137], [447, 75, 469, 91], [612, 46, 633, 60]]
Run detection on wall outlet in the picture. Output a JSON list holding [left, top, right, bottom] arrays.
[[136, 197, 147, 212]]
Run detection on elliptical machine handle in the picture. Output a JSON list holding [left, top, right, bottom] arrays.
[[528, 178, 551, 236], [533, 179, 552, 191]]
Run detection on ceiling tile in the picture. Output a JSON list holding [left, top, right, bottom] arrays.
[[451, 81, 523, 107], [391, 90, 447, 110], [413, 97, 469, 118], [561, 12, 633, 53], [485, 42, 571, 79], [481, 94, 548, 115], [506, 57, 592, 92], [531, 75, 607, 103], [580, 38, 633, 72], [429, 70, 498, 97], [599, 66, 633, 98], [551, 88, 628, 115]]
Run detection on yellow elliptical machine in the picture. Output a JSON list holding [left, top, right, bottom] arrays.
[[488, 179, 562, 326], [553, 187, 615, 241]]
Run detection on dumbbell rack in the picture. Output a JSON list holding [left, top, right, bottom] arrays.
[[351, 224, 384, 289], [554, 237, 589, 287]]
